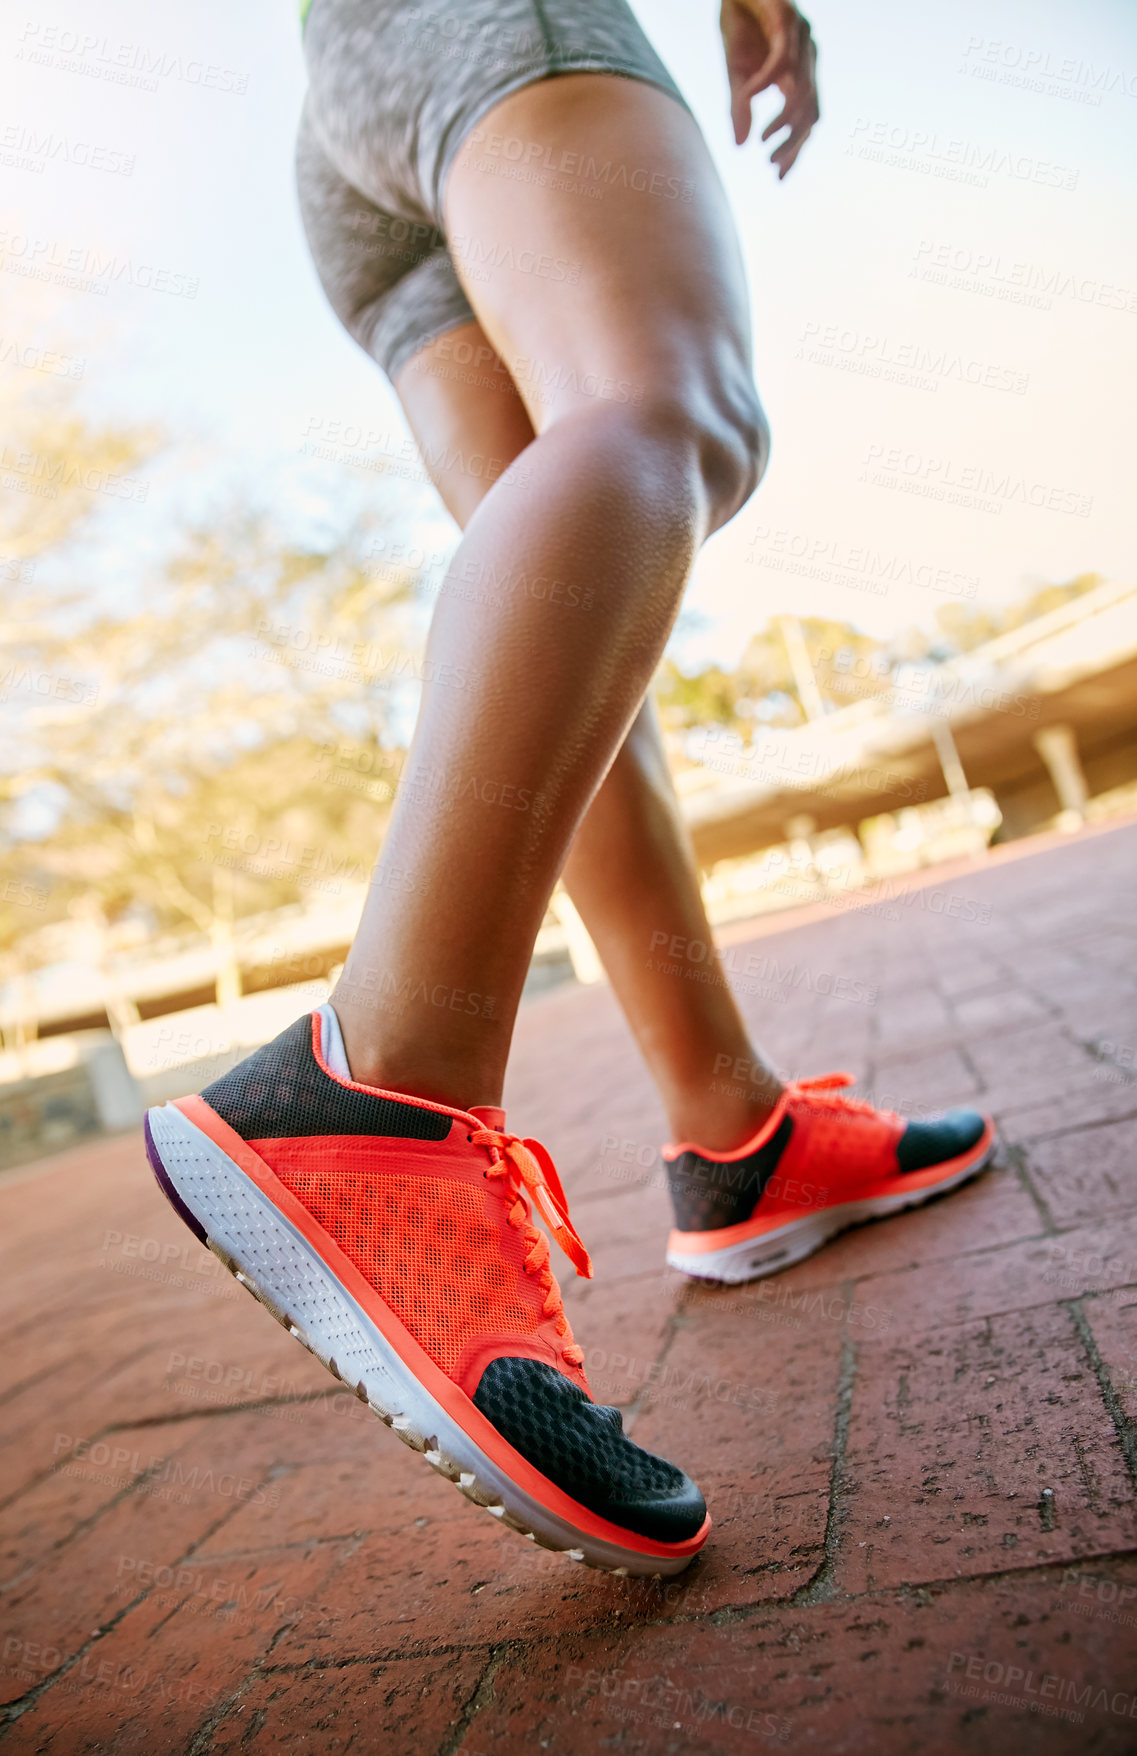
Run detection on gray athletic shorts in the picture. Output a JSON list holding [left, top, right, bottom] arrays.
[[296, 0, 687, 381]]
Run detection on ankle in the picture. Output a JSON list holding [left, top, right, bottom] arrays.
[[666, 1069, 784, 1153], [667, 1088, 783, 1158], [329, 994, 505, 1113]]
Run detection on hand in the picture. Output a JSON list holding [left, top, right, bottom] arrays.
[[720, 0, 819, 178]]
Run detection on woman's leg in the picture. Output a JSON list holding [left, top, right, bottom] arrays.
[[394, 322, 782, 1149], [333, 74, 767, 1112]]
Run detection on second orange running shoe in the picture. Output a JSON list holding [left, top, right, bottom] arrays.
[[145, 1007, 708, 1576], [665, 1073, 994, 1283]]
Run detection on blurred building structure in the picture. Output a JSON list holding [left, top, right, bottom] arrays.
[[2, 578, 1135, 1165]]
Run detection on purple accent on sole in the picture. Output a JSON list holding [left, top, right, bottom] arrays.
[[144, 1110, 208, 1246]]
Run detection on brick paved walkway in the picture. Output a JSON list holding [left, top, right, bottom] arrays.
[[2, 819, 1136, 1754]]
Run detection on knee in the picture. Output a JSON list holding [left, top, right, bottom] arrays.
[[631, 380, 769, 533], [697, 377, 770, 529]]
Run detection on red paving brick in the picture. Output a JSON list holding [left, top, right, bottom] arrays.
[[1, 818, 1135, 1753]]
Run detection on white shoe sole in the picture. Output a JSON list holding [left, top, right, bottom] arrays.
[[666, 1143, 994, 1285], [147, 1102, 701, 1577]]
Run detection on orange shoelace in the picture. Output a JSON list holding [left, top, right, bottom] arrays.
[[788, 1072, 900, 1126], [470, 1128, 592, 1367]]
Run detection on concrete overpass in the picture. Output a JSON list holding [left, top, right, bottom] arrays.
[[680, 579, 1137, 864]]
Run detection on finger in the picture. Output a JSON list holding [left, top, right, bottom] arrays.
[[760, 104, 789, 143], [771, 121, 812, 178], [731, 80, 753, 146], [749, 22, 789, 93], [760, 78, 811, 145]]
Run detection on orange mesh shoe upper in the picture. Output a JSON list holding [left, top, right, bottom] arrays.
[[253, 1126, 590, 1396], [197, 1010, 591, 1398], [782, 1073, 905, 1184]]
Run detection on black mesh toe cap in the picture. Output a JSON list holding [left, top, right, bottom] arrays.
[[472, 1356, 706, 1543], [897, 1108, 988, 1173]]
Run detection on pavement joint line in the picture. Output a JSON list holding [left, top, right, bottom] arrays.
[[1003, 1139, 1058, 1232], [622, 1279, 692, 1436], [235, 1550, 1137, 1669], [0, 1458, 168, 1594], [0, 1390, 352, 1522], [703, 1547, 1137, 1630], [174, 1532, 374, 1566], [185, 1661, 266, 1756], [435, 1644, 507, 1756], [0, 1362, 69, 1413], [1003, 1101, 1137, 1147], [95, 1392, 340, 1432], [789, 1325, 857, 1608], [0, 1588, 152, 1733], [1066, 1297, 1137, 1491]]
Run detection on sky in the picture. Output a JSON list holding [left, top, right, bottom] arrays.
[[2, 0, 1135, 667]]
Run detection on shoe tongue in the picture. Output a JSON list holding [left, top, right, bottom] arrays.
[[468, 1104, 506, 1131]]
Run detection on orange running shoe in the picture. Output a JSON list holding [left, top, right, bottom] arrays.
[[145, 1006, 708, 1576], [665, 1073, 994, 1284]]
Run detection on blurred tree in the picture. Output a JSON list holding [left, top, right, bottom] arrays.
[[933, 573, 1102, 654], [658, 615, 889, 740], [0, 370, 423, 1014], [656, 576, 1108, 756]]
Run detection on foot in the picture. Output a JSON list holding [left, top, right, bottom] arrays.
[[664, 1072, 994, 1283], [144, 1006, 708, 1576]]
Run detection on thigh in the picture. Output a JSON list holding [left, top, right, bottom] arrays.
[[442, 73, 758, 433], [296, 103, 477, 381], [394, 321, 536, 526]]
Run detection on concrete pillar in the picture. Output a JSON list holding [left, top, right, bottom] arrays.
[[87, 1036, 145, 1130], [932, 719, 970, 802], [778, 616, 827, 723], [1033, 723, 1088, 824], [549, 889, 604, 985]]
